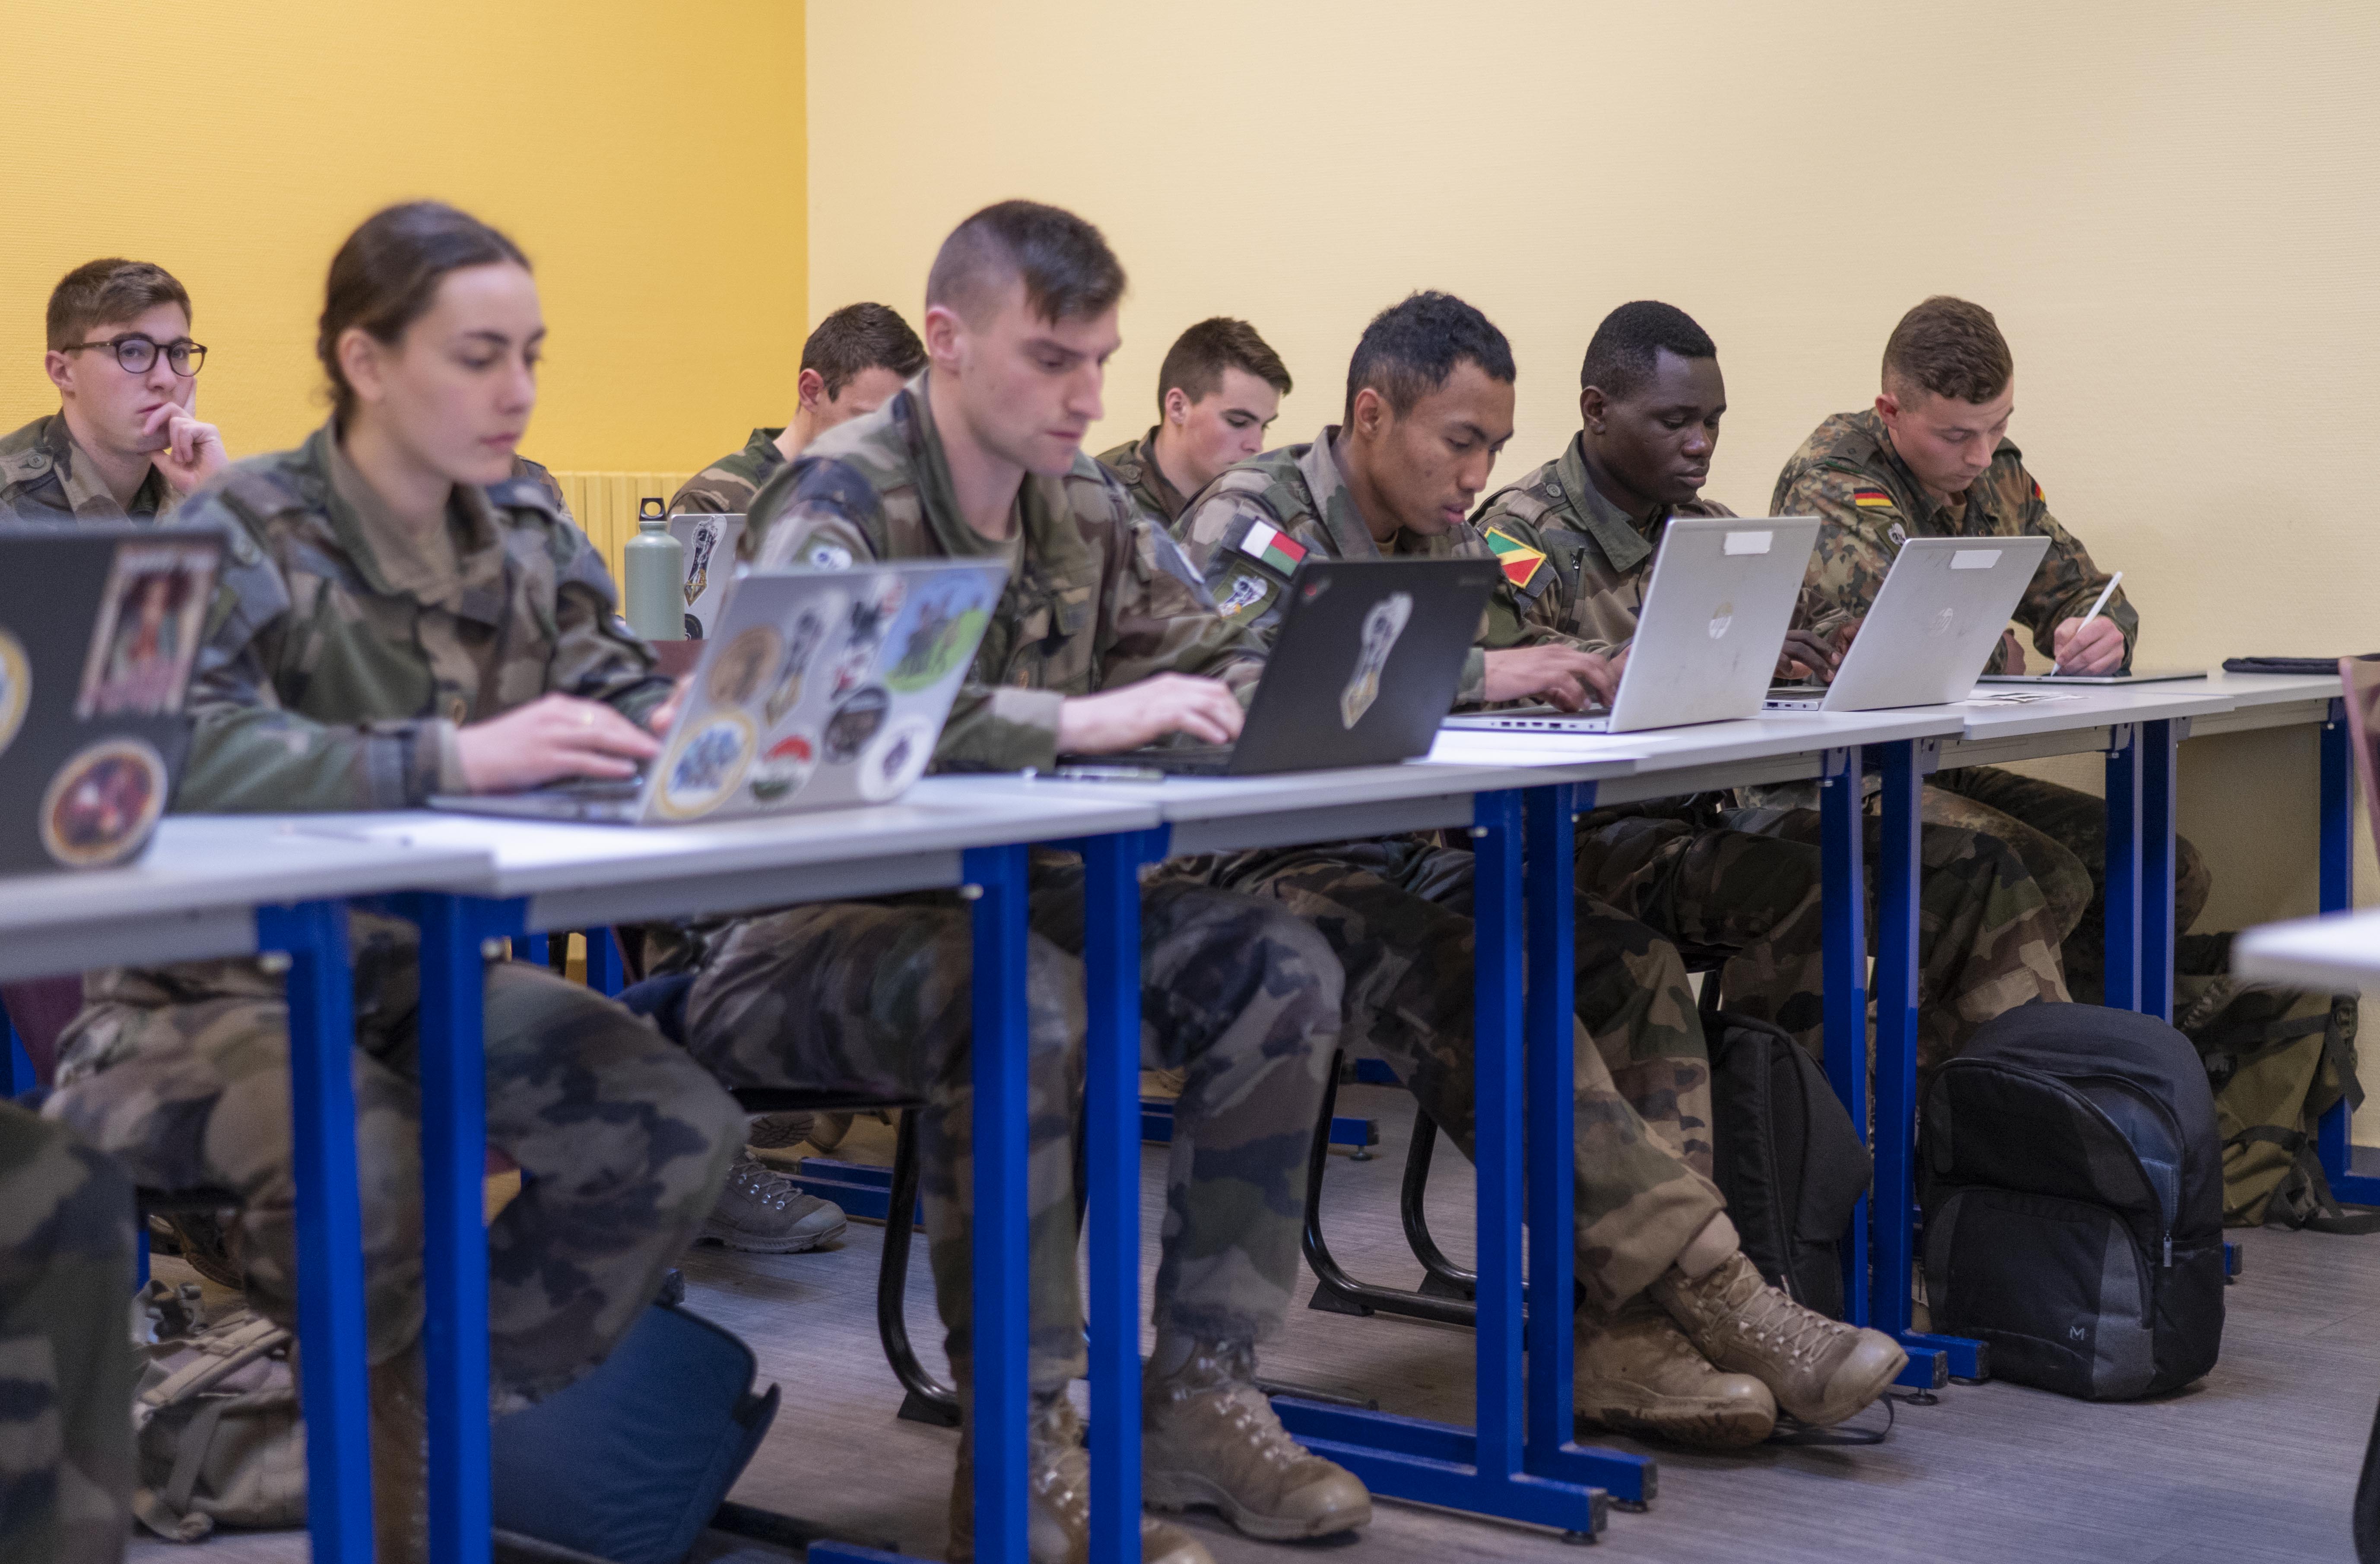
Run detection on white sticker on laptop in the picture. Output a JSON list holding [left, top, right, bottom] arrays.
[[1723, 531, 1773, 556], [1951, 550, 2003, 570], [1340, 592, 1413, 729]]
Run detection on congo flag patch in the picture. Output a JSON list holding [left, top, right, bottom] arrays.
[[1852, 487, 1894, 508], [1231, 519, 1308, 576], [1483, 528, 1547, 589]]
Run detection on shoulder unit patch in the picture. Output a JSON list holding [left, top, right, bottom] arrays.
[[1851, 487, 1894, 508], [1483, 527, 1546, 589], [1229, 519, 1307, 577]]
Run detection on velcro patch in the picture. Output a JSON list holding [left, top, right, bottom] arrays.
[[1229, 519, 1307, 577], [1851, 488, 1894, 508], [1483, 528, 1547, 590], [1215, 572, 1274, 620]]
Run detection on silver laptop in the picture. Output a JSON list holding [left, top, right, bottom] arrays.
[[434, 558, 1004, 823], [1442, 516, 1818, 735], [1765, 535, 2052, 712], [671, 513, 746, 640]]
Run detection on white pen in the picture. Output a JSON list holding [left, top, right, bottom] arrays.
[[2048, 570, 2123, 676]]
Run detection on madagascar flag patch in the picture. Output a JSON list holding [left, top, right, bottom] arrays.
[[1851, 487, 1894, 508], [1231, 519, 1308, 576], [1483, 528, 1547, 589]]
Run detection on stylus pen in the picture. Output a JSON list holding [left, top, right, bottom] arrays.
[[2048, 570, 2123, 676]]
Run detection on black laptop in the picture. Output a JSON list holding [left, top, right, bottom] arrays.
[[0, 523, 223, 873], [1071, 557, 1496, 776]]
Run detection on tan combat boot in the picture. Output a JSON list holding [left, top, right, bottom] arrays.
[[1141, 1341, 1372, 1541], [1650, 1244, 1906, 1428], [1574, 1305, 1776, 1449], [369, 1345, 430, 1564], [700, 1147, 849, 1253], [949, 1390, 1212, 1564]]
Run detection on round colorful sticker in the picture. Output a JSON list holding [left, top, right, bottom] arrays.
[[857, 716, 936, 803], [823, 686, 890, 764], [883, 576, 993, 693], [40, 737, 166, 868], [0, 628, 30, 760], [707, 624, 783, 707], [748, 730, 820, 804], [654, 709, 755, 820]]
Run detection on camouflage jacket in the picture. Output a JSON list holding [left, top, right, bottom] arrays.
[[668, 427, 788, 516], [1771, 409, 2135, 664], [0, 412, 172, 524], [742, 374, 1263, 773], [1172, 427, 1554, 705], [1094, 426, 1192, 524], [1467, 433, 1735, 652], [177, 423, 669, 810], [512, 454, 575, 523]]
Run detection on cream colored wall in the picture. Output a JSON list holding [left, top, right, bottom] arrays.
[[2, 0, 805, 474], [812, 0, 2379, 922]]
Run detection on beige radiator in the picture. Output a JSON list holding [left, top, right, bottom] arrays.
[[546, 472, 695, 581]]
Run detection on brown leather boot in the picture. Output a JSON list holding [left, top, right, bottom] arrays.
[[369, 1345, 429, 1564], [1651, 1250, 1906, 1427], [1574, 1307, 1777, 1449], [948, 1389, 1212, 1564], [1141, 1340, 1371, 1540]]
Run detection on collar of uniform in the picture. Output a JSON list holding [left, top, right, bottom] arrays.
[[1552, 433, 1659, 573], [1301, 426, 1384, 560], [316, 424, 506, 623], [1847, 406, 1973, 533], [746, 427, 787, 464], [48, 411, 169, 521], [1133, 425, 1189, 521], [904, 370, 1099, 582]]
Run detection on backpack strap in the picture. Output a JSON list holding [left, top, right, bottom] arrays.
[[2237, 1126, 2380, 1234], [137, 1313, 289, 1422]]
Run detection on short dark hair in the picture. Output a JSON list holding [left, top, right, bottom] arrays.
[[1155, 317, 1292, 413], [802, 303, 927, 398], [1883, 296, 2013, 404], [924, 200, 1126, 327], [47, 260, 192, 351], [318, 202, 530, 426], [1343, 291, 1514, 426], [1579, 301, 1716, 399]]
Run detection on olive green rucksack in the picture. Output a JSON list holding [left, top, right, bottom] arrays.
[[2175, 932, 2377, 1232]]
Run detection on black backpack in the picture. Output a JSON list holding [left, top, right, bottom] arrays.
[[1920, 1003, 2225, 1400], [1708, 1012, 1872, 1320]]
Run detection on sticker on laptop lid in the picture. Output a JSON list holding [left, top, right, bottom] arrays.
[[823, 686, 890, 763], [748, 730, 819, 804], [763, 605, 835, 727], [0, 628, 30, 760], [40, 737, 165, 867], [1340, 592, 1414, 729], [708, 624, 781, 706], [857, 716, 936, 802], [1951, 550, 2003, 570], [654, 710, 755, 820], [76, 539, 217, 719], [885, 577, 993, 693], [1723, 531, 1773, 556]]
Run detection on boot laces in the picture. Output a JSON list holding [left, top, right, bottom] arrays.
[[1156, 1342, 1307, 1472], [1729, 1277, 1851, 1367]]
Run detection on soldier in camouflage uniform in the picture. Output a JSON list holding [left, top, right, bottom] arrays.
[[1177, 292, 1907, 1450], [0, 1104, 136, 1564], [668, 302, 927, 516], [1095, 317, 1292, 525], [3, 259, 228, 523], [1771, 295, 2208, 1004], [41, 204, 742, 1564], [1472, 301, 2068, 1069]]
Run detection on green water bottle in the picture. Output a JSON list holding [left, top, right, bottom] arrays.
[[624, 497, 685, 641]]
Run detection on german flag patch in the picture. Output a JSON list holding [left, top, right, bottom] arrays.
[[2031, 478, 2045, 504], [1483, 528, 1547, 589], [1851, 487, 1894, 508]]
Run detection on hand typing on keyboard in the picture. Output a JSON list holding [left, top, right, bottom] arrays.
[[454, 693, 663, 794], [1056, 674, 1245, 754]]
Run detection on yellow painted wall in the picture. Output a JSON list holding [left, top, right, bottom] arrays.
[[0, 0, 806, 475], [811, 0, 2380, 937]]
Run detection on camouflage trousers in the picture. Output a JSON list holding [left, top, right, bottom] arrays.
[[1177, 839, 1725, 1314], [0, 1103, 135, 1564], [1703, 805, 2072, 1072], [682, 863, 1339, 1393], [1926, 765, 2211, 1007], [44, 913, 742, 1404]]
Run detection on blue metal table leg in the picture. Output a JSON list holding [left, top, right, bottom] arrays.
[[965, 844, 1033, 1564], [2105, 723, 2143, 1013], [2140, 719, 2182, 1025], [1818, 748, 1870, 1327], [2314, 701, 2380, 1202], [584, 928, 626, 997], [256, 899, 372, 1564], [2, 997, 31, 1097], [521, 931, 550, 968], [1066, 826, 1172, 1564]]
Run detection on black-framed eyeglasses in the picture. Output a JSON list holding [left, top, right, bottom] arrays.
[[60, 335, 207, 377]]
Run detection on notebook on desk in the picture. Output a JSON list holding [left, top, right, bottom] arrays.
[[434, 558, 1004, 824], [0, 523, 223, 873]]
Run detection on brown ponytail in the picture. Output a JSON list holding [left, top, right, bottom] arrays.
[[317, 202, 529, 425]]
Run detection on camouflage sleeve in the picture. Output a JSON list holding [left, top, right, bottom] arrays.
[[666, 469, 755, 518], [2011, 475, 2137, 663], [543, 522, 673, 724], [1775, 462, 1902, 638], [1097, 509, 1267, 698], [175, 497, 451, 811], [1173, 488, 1299, 646]]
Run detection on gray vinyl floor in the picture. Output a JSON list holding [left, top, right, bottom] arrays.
[[136, 1083, 2380, 1563]]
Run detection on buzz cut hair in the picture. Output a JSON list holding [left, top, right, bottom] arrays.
[[1883, 295, 2013, 405], [1343, 291, 1515, 426], [801, 302, 927, 398], [47, 258, 192, 351], [924, 200, 1126, 327], [1154, 317, 1292, 413], [1579, 301, 1716, 400]]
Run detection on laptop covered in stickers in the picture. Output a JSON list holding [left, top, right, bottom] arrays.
[[0, 522, 224, 874], [433, 558, 1006, 824]]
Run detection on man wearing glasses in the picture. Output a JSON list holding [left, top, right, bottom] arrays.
[[1, 259, 228, 523]]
